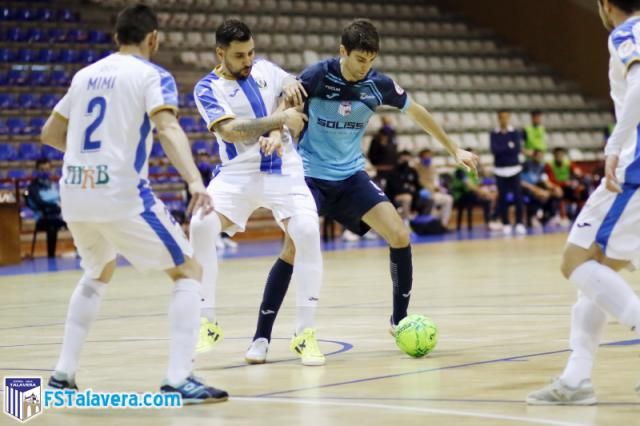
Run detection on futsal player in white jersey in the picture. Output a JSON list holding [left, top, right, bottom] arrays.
[[527, 0, 640, 405], [41, 5, 227, 403], [190, 20, 325, 366]]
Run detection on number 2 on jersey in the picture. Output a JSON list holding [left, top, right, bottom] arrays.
[[83, 96, 106, 152]]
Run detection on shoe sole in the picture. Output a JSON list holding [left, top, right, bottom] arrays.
[[525, 396, 597, 406], [183, 396, 229, 405], [245, 357, 266, 365], [301, 359, 326, 366]]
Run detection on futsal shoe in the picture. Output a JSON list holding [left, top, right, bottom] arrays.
[[526, 378, 596, 405], [290, 328, 325, 366], [196, 318, 223, 354], [389, 315, 397, 337], [245, 338, 269, 364], [47, 372, 78, 390], [160, 375, 228, 404]]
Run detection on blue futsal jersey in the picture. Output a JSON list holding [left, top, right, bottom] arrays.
[[298, 58, 410, 181]]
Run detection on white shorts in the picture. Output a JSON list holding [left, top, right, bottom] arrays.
[[568, 182, 640, 268], [208, 171, 317, 236], [67, 201, 193, 279]]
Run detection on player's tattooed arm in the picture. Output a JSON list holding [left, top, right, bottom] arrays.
[[41, 112, 68, 151], [214, 109, 307, 144]]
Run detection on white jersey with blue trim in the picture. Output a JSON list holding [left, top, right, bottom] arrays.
[[193, 59, 303, 176], [608, 16, 640, 184], [53, 53, 178, 222]]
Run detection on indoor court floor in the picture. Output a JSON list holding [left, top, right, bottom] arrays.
[[2, 231, 640, 425]]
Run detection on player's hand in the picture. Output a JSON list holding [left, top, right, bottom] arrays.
[[283, 80, 307, 108], [259, 132, 285, 157], [453, 148, 479, 175], [282, 108, 308, 138], [187, 180, 214, 219], [604, 154, 622, 193]]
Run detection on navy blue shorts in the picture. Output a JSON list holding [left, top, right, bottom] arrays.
[[305, 171, 390, 236]]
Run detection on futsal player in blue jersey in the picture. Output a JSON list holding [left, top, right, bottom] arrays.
[[259, 19, 478, 340]]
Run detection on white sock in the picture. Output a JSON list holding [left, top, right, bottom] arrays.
[[167, 279, 201, 386], [569, 260, 640, 333], [55, 276, 107, 377], [190, 212, 220, 323], [560, 292, 607, 387], [288, 214, 323, 335]]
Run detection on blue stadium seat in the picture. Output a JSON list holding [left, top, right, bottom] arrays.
[[58, 9, 78, 22], [38, 48, 58, 63], [26, 27, 45, 42], [8, 69, 29, 85], [50, 70, 70, 86], [18, 143, 41, 160], [0, 7, 15, 21], [150, 142, 165, 158], [196, 117, 208, 132], [0, 143, 17, 161], [87, 30, 109, 44], [39, 93, 58, 109], [16, 8, 36, 21], [78, 49, 98, 64], [67, 29, 88, 43], [58, 49, 78, 63], [40, 8, 54, 22], [148, 165, 163, 177], [0, 93, 13, 109], [18, 93, 37, 109], [6, 117, 26, 135], [17, 48, 37, 62], [7, 169, 27, 181], [191, 139, 210, 154], [0, 71, 7, 86], [30, 70, 50, 86], [28, 117, 45, 135], [179, 116, 197, 133], [0, 48, 16, 62], [0, 119, 7, 135], [7, 27, 28, 42], [41, 144, 63, 160], [47, 28, 65, 42]]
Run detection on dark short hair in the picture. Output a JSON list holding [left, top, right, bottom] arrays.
[[418, 148, 432, 157], [115, 4, 158, 45], [398, 150, 413, 157], [216, 19, 252, 48], [553, 147, 567, 155], [35, 158, 50, 168], [497, 109, 510, 115], [607, 0, 640, 13], [531, 110, 543, 116], [341, 19, 379, 54]]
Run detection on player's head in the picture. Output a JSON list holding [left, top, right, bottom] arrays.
[[339, 19, 379, 82], [398, 150, 413, 166], [598, 0, 640, 30], [497, 109, 511, 128], [531, 110, 543, 125], [114, 4, 159, 57], [553, 147, 567, 163], [215, 19, 254, 79], [418, 149, 433, 165], [35, 158, 51, 179], [531, 149, 544, 162]]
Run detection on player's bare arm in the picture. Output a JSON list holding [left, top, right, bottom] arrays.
[[41, 112, 68, 151], [151, 109, 213, 217], [404, 98, 479, 174], [282, 75, 307, 107], [213, 107, 307, 144]]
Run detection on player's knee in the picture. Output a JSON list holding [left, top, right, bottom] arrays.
[[387, 225, 411, 248], [189, 212, 221, 240], [168, 256, 202, 282], [280, 235, 296, 264], [288, 214, 320, 245]]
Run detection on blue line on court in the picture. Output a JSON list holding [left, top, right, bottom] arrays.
[[252, 338, 640, 398]]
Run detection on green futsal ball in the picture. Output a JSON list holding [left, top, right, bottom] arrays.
[[395, 314, 438, 358]]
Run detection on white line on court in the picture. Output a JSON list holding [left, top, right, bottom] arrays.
[[234, 396, 587, 426]]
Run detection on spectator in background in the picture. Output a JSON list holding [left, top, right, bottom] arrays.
[[26, 158, 66, 258], [415, 148, 453, 227], [491, 110, 526, 235], [520, 149, 562, 228], [524, 110, 547, 156], [367, 115, 397, 189], [544, 147, 587, 223], [451, 162, 493, 230], [385, 150, 423, 223]]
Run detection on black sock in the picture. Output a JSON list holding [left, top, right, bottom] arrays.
[[390, 245, 413, 325], [253, 258, 293, 342]]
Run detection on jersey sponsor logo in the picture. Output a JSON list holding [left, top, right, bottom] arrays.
[[338, 101, 352, 116], [326, 93, 340, 99], [618, 39, 636, 59], [324, 84, 341, 92], [316, 118, 364, 129], [64, 164, 110, 189], [393, 80, 405, 95], [360, 92, 375, 100]]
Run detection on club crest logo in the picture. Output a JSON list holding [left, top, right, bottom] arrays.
[[338, 101, 352, 117], [256, 78, 267, 89], [4, 377, 43, 423]]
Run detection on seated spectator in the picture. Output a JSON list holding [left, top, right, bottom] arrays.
[[415, 148, 453, 228], [520, 149, 562, 228], [26, 158, 66, 258], [523, 110, 547, 157], [367, 115, 397, 189], [451, 164, 494, 230], [544, 147, 588, 222], [385, 150, 424, 223]]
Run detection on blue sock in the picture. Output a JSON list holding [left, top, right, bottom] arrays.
[[253, 258, 293, 342], [390, 246, 413, 325]]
